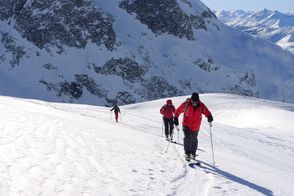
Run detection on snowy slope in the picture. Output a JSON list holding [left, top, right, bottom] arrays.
[[0, 94, 294, 195], [216, 9, 294, 54], [1, 1, 294, 105]]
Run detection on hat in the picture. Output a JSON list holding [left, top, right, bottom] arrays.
[[191, 92, 199, 101], [166, 99, 172, 104]]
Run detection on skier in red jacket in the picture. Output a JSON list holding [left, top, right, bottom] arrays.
[[174, 92, 213, 161], [160, 99, 176, 141]]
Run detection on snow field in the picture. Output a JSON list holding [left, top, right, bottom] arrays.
[[0, 93, 294, 195]]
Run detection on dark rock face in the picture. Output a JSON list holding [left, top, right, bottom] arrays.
[[43, 63, 58, 71], [119, 0, 212, 40], [0, 0, 26, 20], [202, 10, 216, 19], [193, 58, 220, 72], [226, 85, 258, 97], [224, 70, 258, 97], [74, 74, 106, 97], [40, 74, 106, 101], [58, 81, 83, 99], [240, 69, 256, 87], [39, 80, 83, 100], [0, 32, 26, 67], [141, 76, 184, 99], [2, 0, 117, 51], [106, 91, 136, 106], [94, 57, 147, 82]]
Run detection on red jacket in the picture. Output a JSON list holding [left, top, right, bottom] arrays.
[[160, 104, 175, 119], [175, 99, 212, 131]]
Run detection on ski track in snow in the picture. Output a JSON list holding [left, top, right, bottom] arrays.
[[0, 94, 294, 195]]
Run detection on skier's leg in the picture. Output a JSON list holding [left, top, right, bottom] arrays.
[[163, 118, 169, 139], [115, 112, 118, 122], [191, 131, 199, 159], [169, 118, 174, 139], [183, 126, 192, 156]]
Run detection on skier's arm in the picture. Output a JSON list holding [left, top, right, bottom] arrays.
[[110, 107, 114, 111], [160, 106, 165, 115], [172, 105, 176, 115], [174, 102, 185, 117], [174, 102, 185, 125], [201, 103, 213, 122]]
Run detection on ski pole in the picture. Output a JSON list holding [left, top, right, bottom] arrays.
[[162, 120, 163, 137], [165, 139, 171, 153], [209, 122, 215, 166]]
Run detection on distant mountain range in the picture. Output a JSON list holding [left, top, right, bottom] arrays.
[[1, 1, 294, 106], [215, 9, 294, 54]]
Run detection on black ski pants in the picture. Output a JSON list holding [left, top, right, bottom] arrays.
[[163, 117, 174, 137], [183, 126, 199, 156]]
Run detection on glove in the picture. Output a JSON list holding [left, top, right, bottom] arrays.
[[173, 116, 179, 126], [207, 115, 213, 123]]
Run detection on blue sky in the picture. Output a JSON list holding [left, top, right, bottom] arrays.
[[200, 0, 294, 13]]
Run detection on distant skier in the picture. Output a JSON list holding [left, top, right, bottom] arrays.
[[160, 99, 176, 141], [110, 104, 121, 122], [174, 92, 213, 161]]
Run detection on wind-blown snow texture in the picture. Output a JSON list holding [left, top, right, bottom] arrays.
[[0, 93, 294, 195], [0, 0, 294, 105], [215, 9, 294, 54]]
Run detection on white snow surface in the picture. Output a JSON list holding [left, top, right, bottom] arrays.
[[0, 93, 294, 195]]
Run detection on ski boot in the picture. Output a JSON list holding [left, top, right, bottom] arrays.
[[185, 154, 191, 162]]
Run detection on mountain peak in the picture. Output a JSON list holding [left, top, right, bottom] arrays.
[[216, 9, 294, 54], [0, 1, 294, 105]]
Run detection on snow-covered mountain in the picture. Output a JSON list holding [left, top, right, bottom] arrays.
[[215, 9, 294, 54], [214, 10, 254, 26], [1, 1, 294, 106], [1, 93, 294, 195]]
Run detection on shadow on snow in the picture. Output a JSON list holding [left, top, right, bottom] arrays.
[[198, 161, 273, 196]]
